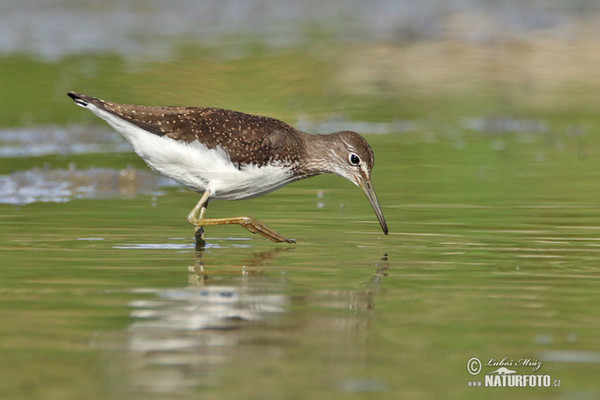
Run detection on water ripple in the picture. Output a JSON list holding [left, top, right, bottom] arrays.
[[0, 125, 129, 157], [0, 166, 177, 205]]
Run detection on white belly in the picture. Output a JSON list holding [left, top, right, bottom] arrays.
[[86, 103, 295, 200]]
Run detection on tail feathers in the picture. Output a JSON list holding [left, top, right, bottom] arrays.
[[67, 91, 96, 108]]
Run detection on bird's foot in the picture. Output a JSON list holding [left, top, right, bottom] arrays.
[[189, 216, 295, 244], [194, 226, 207, 249], [238, 216, 296, 244]]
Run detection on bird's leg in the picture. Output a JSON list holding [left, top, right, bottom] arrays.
[[198, 216, 295, 243], [187, 190, 212, 246], [187, 190, 295, 244]]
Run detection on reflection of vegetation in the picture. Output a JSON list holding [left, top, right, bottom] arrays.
[[0, 45, 337, 127], [336, 40, 600, 122], [3, 36, 600, 129], [0, 54, 131, 126]]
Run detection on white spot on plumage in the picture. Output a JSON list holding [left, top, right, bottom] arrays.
[[84, 103, 294, 200]]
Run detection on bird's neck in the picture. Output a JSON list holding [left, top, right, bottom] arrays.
[[299, 133, 341, 177]]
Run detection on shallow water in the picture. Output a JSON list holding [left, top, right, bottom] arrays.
[[0, 166, 175, 205], [2, 129, 600, 399], [0, 125, 129, 157]]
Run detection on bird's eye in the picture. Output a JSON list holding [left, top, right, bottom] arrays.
[[349, 153, 360, 165]]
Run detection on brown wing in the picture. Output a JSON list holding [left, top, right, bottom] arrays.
[[69, 92, 304, 167]]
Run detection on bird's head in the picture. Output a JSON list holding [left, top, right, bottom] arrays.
[[319, 131, 388, 235]]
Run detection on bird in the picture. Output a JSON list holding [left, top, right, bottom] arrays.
[[67, 92, 388, 243]]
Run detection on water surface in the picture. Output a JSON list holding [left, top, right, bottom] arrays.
[[2, 130, 600, 399]]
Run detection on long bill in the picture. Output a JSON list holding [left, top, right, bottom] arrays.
[[358, 178, 388, 235]]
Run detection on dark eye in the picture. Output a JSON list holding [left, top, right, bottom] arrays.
[[349, 153, 360, 165]]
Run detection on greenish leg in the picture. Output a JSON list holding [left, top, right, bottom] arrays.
[[187, 190, 295, 244], [187, 190, 212, 246]]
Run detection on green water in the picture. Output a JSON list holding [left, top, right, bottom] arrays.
[[2, 40, 600, 399]]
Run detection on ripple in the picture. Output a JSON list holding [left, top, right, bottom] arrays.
[[0, 125, 129, 157], [117, 284, 287, 393], [113, 239, 252, 250], [0, 166, 177, 205], [112, 243, 195, 250]]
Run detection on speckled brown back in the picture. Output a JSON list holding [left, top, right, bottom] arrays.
[[70, 93, 306, 168]]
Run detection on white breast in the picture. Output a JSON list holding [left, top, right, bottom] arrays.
[[85, 103, 295, 200]]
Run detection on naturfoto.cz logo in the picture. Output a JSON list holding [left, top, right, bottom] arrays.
[[466, 356, 561, 388]]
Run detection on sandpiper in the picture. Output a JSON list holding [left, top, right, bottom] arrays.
[[68, 92, 388, 243]]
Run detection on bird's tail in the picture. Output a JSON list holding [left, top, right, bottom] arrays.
[[67, 91, 96, 108]]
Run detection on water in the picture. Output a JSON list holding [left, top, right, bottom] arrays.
[[2, 130, 600, 399], [2, 1, 600, 399]]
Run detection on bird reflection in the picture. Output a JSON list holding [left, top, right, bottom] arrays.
[[111, 251, 389, 398], [188, 246, 293, 285], [300, 254, 388, 335]]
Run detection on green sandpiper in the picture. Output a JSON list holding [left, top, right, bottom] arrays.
[[68, 92, 388, 243]]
